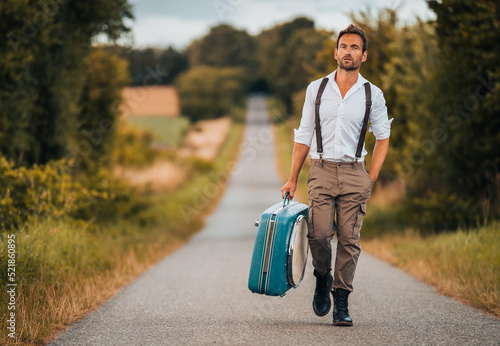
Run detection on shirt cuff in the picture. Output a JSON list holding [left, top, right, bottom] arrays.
[[293, 128, 311, 146], [370, 118, 393, 140]]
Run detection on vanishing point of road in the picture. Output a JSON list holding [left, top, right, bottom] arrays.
[[51, 96, 500, 345]]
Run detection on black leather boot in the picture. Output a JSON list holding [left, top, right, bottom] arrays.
[[332, 288, 353, 326], [312, 269, 333, 316]]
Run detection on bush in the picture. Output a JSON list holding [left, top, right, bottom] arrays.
[[0, 157, 140, 229], [401, 189, 479, 234], [112, 121, 158, 167]]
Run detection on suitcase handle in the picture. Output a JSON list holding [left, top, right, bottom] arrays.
[[283, 192, 290, 208]]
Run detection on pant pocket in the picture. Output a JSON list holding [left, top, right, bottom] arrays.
[[352, 203, 366, 238], [362, 167, 374, 188]]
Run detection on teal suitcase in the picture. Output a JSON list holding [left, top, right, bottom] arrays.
[[248, 194, 309, 296]]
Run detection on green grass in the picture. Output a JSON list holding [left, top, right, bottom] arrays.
[[0, 121, 244, 345], [126, 116, 191, 148]]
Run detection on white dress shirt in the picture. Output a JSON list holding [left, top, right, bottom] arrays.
[[294, 70, 393, 162]]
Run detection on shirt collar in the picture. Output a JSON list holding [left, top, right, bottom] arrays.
[[328, 70, 368, 100]]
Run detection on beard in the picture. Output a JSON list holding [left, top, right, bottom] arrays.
[[338, 57, 360, 71]]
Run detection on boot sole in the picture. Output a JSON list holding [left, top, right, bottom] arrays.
[[312, 301, 331, 317], [333, 321, 353, 326]]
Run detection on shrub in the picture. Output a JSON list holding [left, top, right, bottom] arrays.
[[112, 121, 158, 168], [0, 157, 140, 229]]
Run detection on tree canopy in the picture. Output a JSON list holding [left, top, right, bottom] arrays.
[[0, 0, 132, 167]]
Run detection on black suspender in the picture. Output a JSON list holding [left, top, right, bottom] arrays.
[[314, 79, 372, 164], [314, 77, 329, 160], [356, 82, 372, 161]]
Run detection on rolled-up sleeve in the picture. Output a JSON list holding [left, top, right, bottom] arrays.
[[294, 83, 315, 146], [368, 88, 393, 140]]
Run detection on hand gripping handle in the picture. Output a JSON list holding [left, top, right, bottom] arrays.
[[283, 192, 290, 208]]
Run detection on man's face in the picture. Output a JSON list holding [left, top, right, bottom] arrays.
[[334, 34, 367, 71]]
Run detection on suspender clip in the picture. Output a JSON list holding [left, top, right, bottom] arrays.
[[319, 152, 323, 167]]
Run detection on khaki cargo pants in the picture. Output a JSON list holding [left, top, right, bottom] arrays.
[[307, 159, 373, 292]]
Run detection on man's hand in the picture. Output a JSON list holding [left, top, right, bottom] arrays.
[[281, 180, 297, 200], [368, 138, 389, 184]]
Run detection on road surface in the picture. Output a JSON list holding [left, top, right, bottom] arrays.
[[50, 96, 499, 345]]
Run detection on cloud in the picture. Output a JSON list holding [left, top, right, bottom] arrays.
[[131, 15, 211, 48]]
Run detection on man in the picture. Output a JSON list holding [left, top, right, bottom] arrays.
[[281, 24, 392, 326]]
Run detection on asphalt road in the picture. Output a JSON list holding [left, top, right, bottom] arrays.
[[50, 96, 500, 345]]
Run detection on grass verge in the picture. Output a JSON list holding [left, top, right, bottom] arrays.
[[269, 96, 500, 318], [361, 223, 500, 317], [0, 121, 244, 345]]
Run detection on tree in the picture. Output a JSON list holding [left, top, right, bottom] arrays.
[[349, 9, 399, 88], [116, 46, 188, 86], [0, 0, 132, 166], [159, 47, 189, 84], [379, 21, 440, 184], [187, 24, 256, 73], [74, 47, 130, 170], [256, 17, 329, 112], [176, 66, 247, 122], [423, 0, 500, 224]]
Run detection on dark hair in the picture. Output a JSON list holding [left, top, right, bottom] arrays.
[[336, 24, 367, 53]]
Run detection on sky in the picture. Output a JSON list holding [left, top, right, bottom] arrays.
[[126, 0, 436, 49]]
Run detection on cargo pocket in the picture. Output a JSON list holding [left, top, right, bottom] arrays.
[[352, 203, 366, 238], [307, 200, 315, 239]]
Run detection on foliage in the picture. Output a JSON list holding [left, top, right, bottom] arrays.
[[0, 0, 132, 166], [255, 17, 331, 111], [423, 0, 500, 223], [114, 46, 188, 86], [176, 65, 247, 122], [349, 9, 400, 88], [361, 1, 500, 231], [0, 156, 140, 230], [76, 47, 130, 171], [111, 121, 158, 167], [188, 24, 256, 69]]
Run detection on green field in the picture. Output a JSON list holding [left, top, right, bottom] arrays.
[[126, 116, 191, 148]]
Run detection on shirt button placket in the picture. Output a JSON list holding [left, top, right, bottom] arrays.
[[335, 102, 344, 158]]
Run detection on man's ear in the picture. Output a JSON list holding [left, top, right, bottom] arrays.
[[361, 51, 368, 62], [334, 47, 338, 60]]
